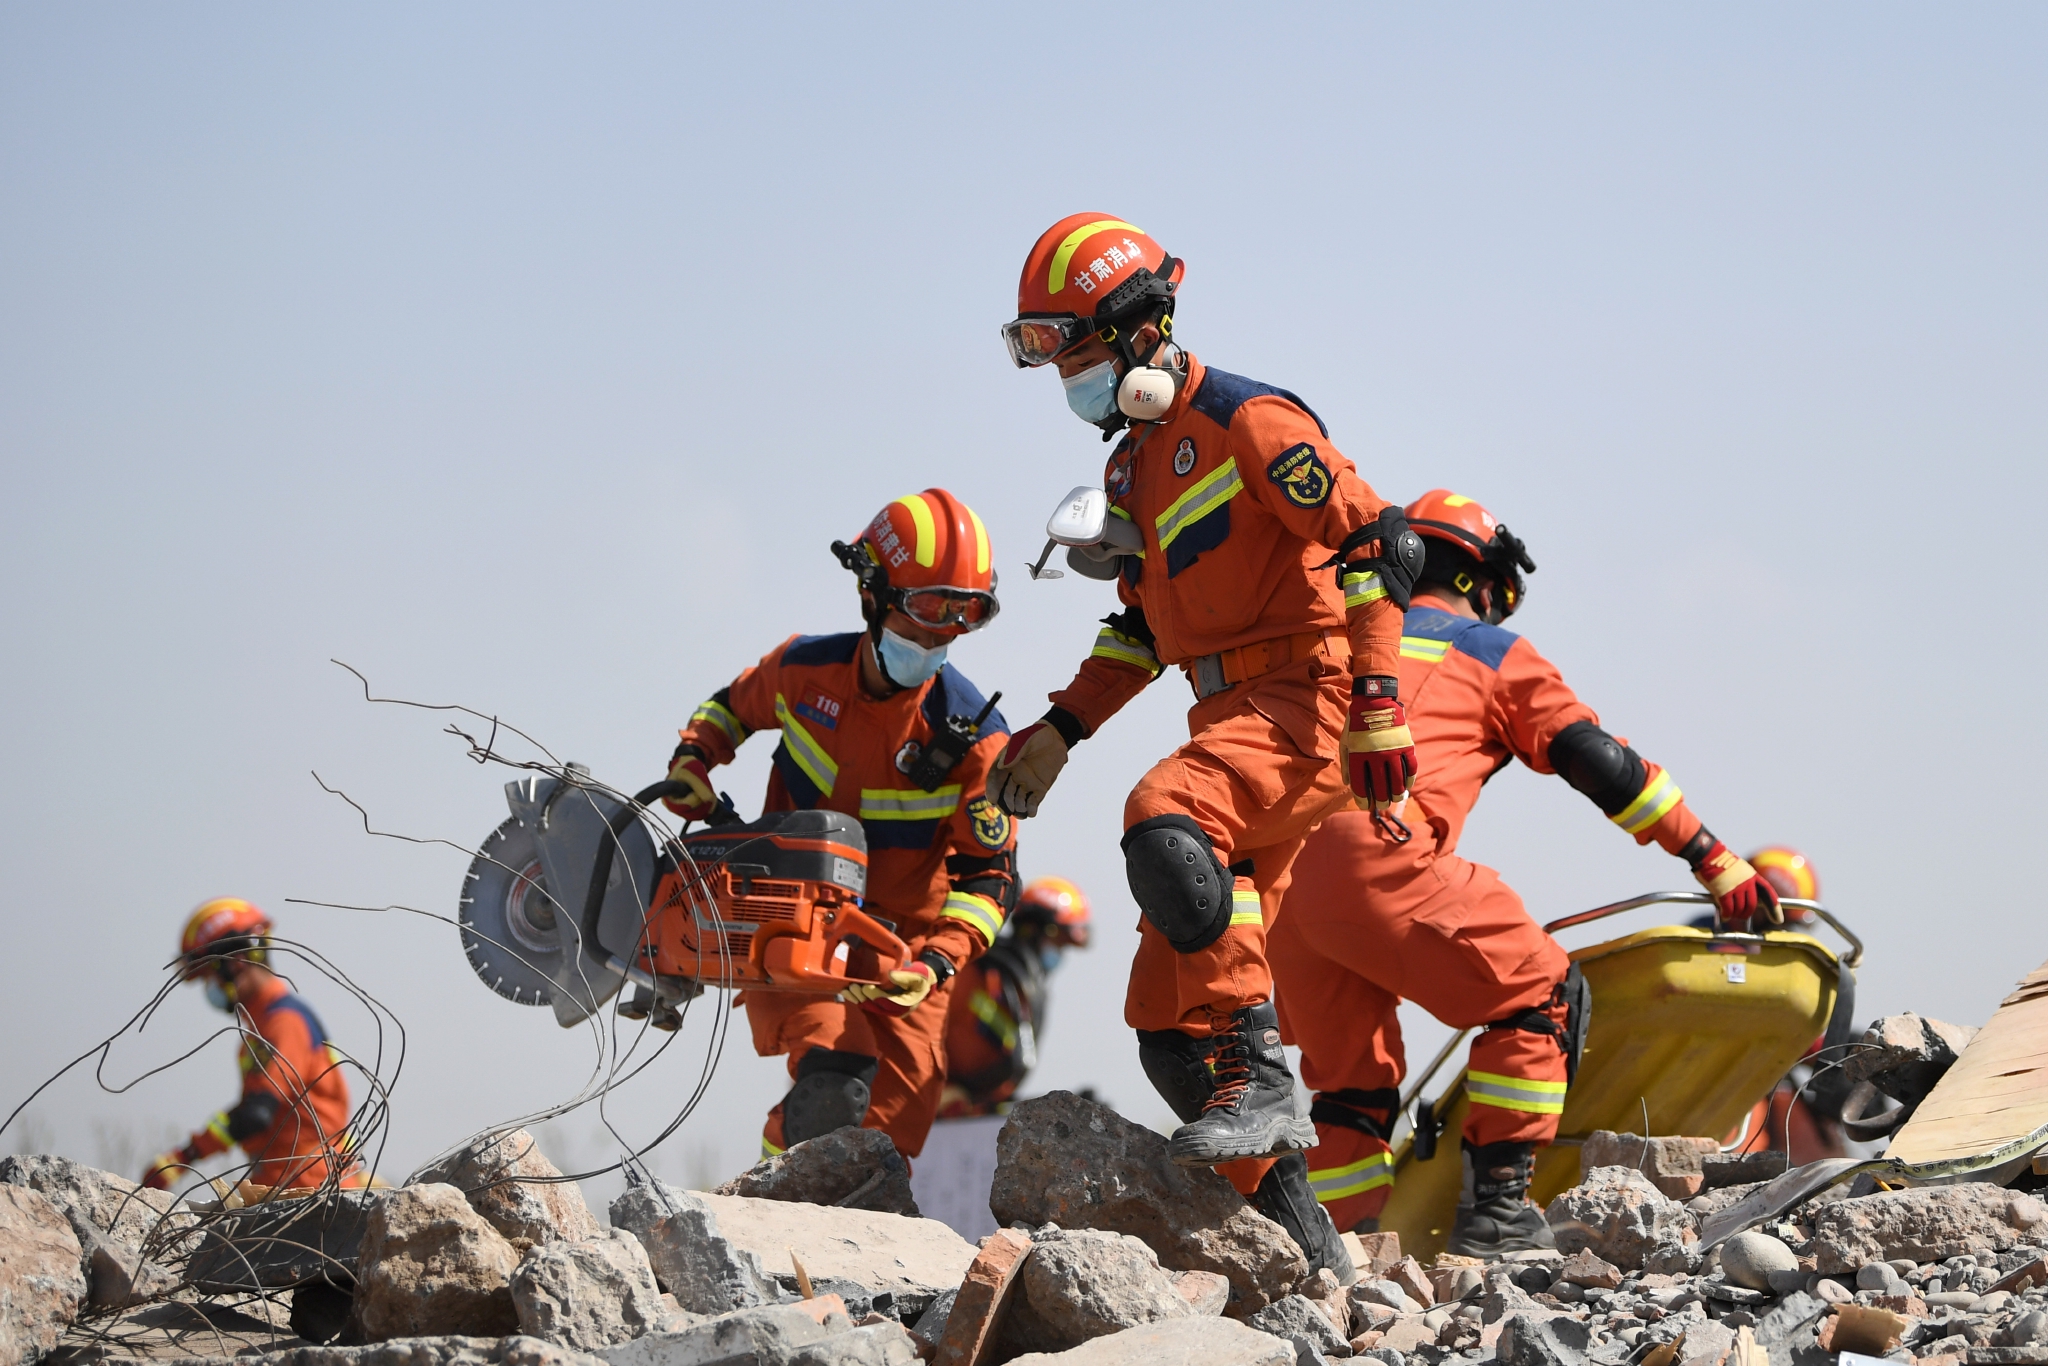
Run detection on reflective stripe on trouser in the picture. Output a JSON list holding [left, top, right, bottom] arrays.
[[745, 974, 956, 1159], [1462, 998, 1571, 1145], [1467, 1071, 1568, 1114], [1122, 659, 1352, 1037], [1304, 1126, 1396, 1232]]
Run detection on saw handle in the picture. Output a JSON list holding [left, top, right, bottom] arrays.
[[578, 780, 727, 963]]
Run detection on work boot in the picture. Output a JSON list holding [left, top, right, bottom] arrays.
[[1252, 1152, 1358, 1285], [1446, 1139, 1557, 1258], [1165, 1001, 1316, 1167]]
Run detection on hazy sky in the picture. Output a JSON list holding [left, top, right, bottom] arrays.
[[4, 5, 2044, 1195]]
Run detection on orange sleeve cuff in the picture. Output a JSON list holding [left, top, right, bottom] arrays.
[[1640, 795, 1703, 855], [917, 921, 987, 970], [1048, 654, 1158, 739], [1347, 597, 1403, 680]]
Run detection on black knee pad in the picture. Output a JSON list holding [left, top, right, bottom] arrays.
[[783, 1047, 878, 1145], [1121, 814, 1234, 953], [1136, 1029, 1216, 1124]]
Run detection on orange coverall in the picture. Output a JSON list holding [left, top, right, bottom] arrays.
[[675, 632, 1016, 1158], [1045, 355, 1403, 1047], [178, 974, 356, 1190], [1268, 604, 1708, 1232]]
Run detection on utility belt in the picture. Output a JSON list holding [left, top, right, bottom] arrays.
[[1185, 628, 1349, 701]]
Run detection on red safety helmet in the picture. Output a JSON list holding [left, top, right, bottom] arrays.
[[1002, 214, 1184, 369], [1748, 847, 1820, 907], [1405, 489, 1538, 621], [1013, 877, 1091, 948], [178, 898, 274, 980], [834, 489, 998, 635]]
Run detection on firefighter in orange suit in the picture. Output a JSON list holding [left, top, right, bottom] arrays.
[[991, 215, 1424, 1283], [143, 900, 360, 1192], [664, 490, 1018, 1161], [938, 876, 1093, 1117], [1267, 490, 1781, 1256]]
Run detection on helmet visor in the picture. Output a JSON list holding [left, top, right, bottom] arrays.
[[898, 586, 999, 632], [1001, 315, 1093, 369]]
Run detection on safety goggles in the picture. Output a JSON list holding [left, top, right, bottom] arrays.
[[894, 585, 1000, 632], [1001, 314, 1095, 369]]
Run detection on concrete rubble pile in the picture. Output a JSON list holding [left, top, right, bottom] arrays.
[[2, 1009, 2043, 1366]]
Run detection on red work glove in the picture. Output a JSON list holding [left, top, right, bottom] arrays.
[[842, 960, 938, 1017], [660, 749, 716, 820], [1689, 839, 1784, 926], [1344, 676, 1416, 810]]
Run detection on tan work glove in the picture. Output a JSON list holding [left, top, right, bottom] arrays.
[[841, 961, 937, 1016], [988, 721, 1069, 818]]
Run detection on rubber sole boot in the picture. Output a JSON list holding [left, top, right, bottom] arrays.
[[1166, 1001, 1317, 1167], [1446, 1139, 1558, 1258], [1253, 1152, 1358, 1285]]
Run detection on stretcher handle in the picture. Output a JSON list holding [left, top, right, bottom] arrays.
[[1541, 892, 1862, 969]]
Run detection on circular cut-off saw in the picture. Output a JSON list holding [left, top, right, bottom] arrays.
[[459, 768, 908, 1029]]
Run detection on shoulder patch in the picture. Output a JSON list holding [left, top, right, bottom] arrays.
[[967, 796, 1012, 850], [1266, 443, 1332, 508], [1398, 606, 1519, 671], [782, 633, 862, 668], [1188, 368, 1330, 437]]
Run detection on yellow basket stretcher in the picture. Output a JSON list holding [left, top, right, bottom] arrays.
[[1374, 892, 1863, 1262]]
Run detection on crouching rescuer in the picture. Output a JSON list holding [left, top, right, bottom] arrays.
[[662, 489, 1018, 1161], [144, 900, 361, 1193], [1267, 490, 1782, 1256], [990, 214, 1424, 1283]]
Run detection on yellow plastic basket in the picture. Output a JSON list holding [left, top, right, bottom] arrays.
[[1374, 892, 1860, 1261]]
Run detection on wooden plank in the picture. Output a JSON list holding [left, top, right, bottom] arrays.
[[1888, 953, 2048, 1166]]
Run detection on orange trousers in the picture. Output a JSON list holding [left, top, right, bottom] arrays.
[[1122, 655, 1351, 1038], [1268, 812, 1570, 1231], [743, 978, 956, 1160]]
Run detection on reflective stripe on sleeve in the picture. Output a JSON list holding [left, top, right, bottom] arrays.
[[772, 695, 839, 797], [1228, 887, 1263, 928], [690, 699, 747, 747], [1090, 627, 1162, 677], [1342, 570, 1387, 611], [1611, 769, 1682, 836], [858, 786, 963, 821], [761, 1136, 785, 1158], [1306, 1150, 1395, 1203], [1466, 1069, 1569, 1114], [1399, 636, 1451, 663], [968, 989, 1019, 1050], [205, 1112, 235, 1146], [1155, 460, 1244, 552], [942, 891, 1005, 947]]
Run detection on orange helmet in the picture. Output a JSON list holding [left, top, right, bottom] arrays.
[[1002, 214, 1184, 369], [1748, 847, 1820, 904], [832, 489, 998, 635], [178, 898, 273, 980], [1013, 877, 1091, 948], [1405, 489, 1538, 622]]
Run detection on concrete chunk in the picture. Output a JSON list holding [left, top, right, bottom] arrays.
[[1545, 1166, 1695, 1272], [1802, 1185, 2048, 1273], [348, 1184, 522, 1341], [597, 1302, 841, 1366], [0, 1184, 85, 1366], [1247, 1294, 1351, 1358], [999, 1228, 1194, 1358], [988, 1092, 1306, 1317], [695, 1191, 975, 1302], [1000, 1316, 1296, 1365], [414, 1130, 603, 1247], [715, 1128, 919, 1219], [511, 1229, 669, 1350], [610, 1182, 775, 1316]]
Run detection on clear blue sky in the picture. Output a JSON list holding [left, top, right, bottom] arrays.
[[3, 5, 2043, 1191]]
